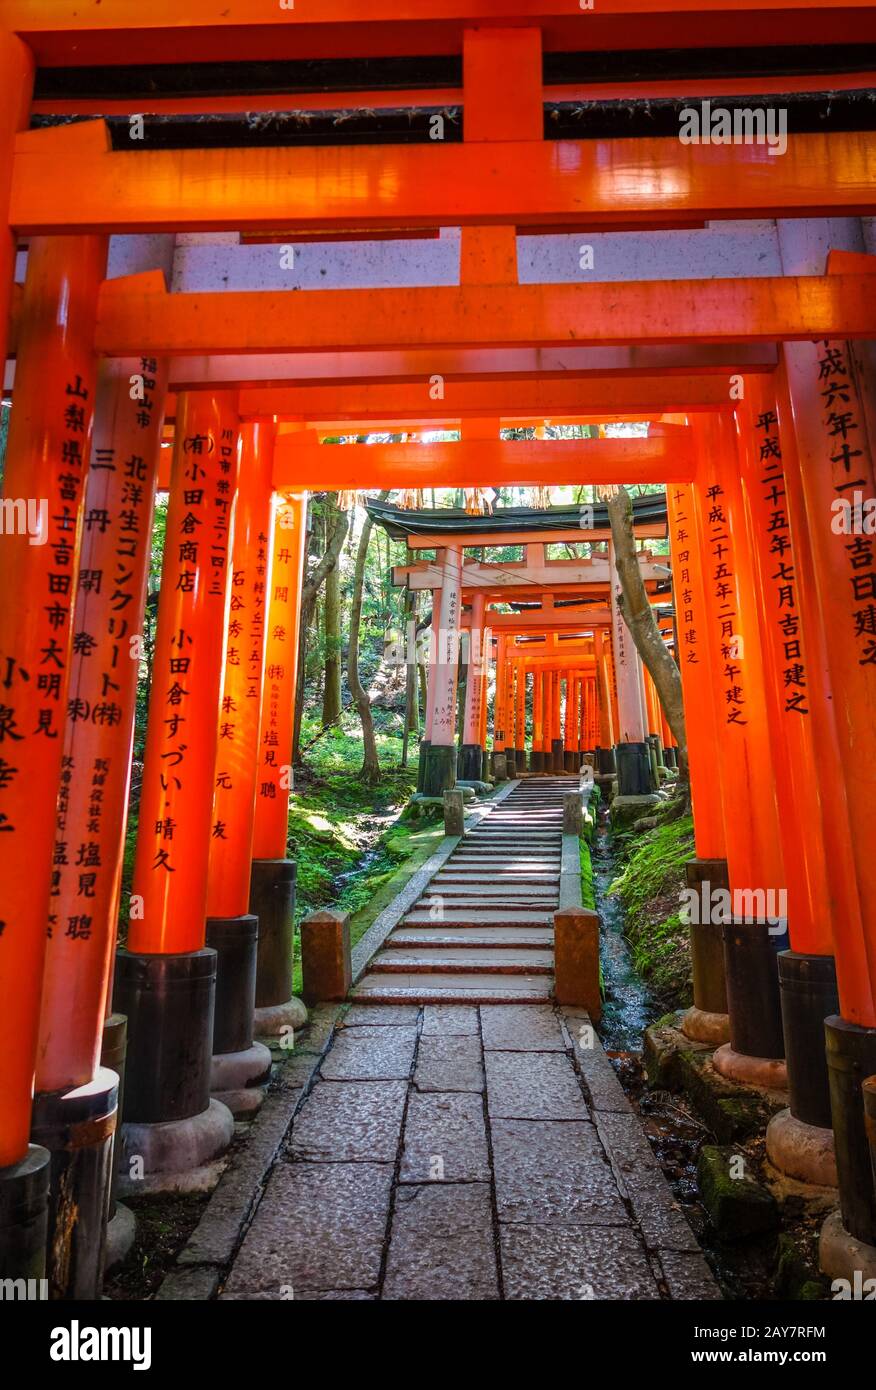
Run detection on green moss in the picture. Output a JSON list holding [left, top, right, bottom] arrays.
[[607, 813, 695, 1009], [579, 836, 596, 911]]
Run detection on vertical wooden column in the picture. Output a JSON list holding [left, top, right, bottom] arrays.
[[609, 543, 646, 744], [423, 545, 462, 794], [417, 588, 440, 791], [595, 630, 615, 748], [248, 491, 308, 1034], [492, 630, 508, 780], [461, 590, 486, 780], [563, 672, 576, 772], [515, 655, 527, 773], [0, 32, 33, 383], [208, 423, 275, 919], [549, 668, 562, 771], [38, 358, 168, 1093], [0, 237, 107, 1172], [205, 424, 276, 1095], [667, 479, 731, 1046], [251, 492, 307, 861], [114, 392, 240, 1180], [504, 652, 517, 777], [691, 411, 788, 1069], [127, 393, 240, 954], [32, 355, 166, 1296], [531, 665, 544, 772]]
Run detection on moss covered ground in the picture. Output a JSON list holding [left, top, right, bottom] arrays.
[[608, 813, 695, 1011]]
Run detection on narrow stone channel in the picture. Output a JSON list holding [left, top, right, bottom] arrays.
[[592, 813, 653, 1053]]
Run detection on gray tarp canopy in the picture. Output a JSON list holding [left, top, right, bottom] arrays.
[[365, 496, 667, 542]]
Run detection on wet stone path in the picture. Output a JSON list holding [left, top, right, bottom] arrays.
[[222, 1002, 720, 1301]]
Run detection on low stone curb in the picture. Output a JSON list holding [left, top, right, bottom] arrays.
[[155, 1004, 343, 1301]]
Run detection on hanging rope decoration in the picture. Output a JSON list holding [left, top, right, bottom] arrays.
[[336, 490, 363, 510], [395, 488, 426, 510], [463, 487, 493, 515]]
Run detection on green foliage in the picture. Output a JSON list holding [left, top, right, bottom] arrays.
[[608, 813, 695, 1009]]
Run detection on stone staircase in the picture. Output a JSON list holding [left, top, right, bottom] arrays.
[[352, 777, 579, 1003]]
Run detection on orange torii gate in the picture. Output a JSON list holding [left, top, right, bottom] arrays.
[[3, 0, 876, 1300]]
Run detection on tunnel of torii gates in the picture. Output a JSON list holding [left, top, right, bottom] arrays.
[[2, 1, 876, 1302]]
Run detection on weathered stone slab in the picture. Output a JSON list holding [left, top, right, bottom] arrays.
[[422, 1004, 480, 1035], [383, 1183, 499, 1300], [289, 1080, 407, 1163], [656, 1249, 722, 1299], [223, 1162, 392, 1296], [485, 1052, 589, 1120], [562, 1009, 635, 1113], [400, 1091, 490, 1183], [414, 1034, 485, 1093], [501, 1225, 659, 1300], [491, 1118, 627, 1225], [480, 1003, 566, 1052], [343, 1004, 420, 1027], [319, 1025, 417, 1081]]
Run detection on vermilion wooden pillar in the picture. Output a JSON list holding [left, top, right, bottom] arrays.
[[595, 630, 615, 748], [461, 591, 486, 780], [691, 411, 788, 1073], [609, 544, 646, 746], [32, 355, 166, 1296], [114, 391, 241, 1185], [549, 668, 563, 771], [0, 235, 106, 1285], [492, 630, 508, 779], [515, 656, 526, 774], [0, 32, 33, 386], [668, 478, 731, 1046], [667, 482, 727, 861], [424, 545, 462, 794], [531, 665, 544, 773], [249, 491, 307, 1035], [779, 330, 876, 1245], [205, 423, 275, 1103], [0, 237, 107, 1174]]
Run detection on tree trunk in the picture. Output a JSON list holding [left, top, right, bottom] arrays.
[[606, 486, 690, 791], [348, 492, 388, 784], [292, 500, 349, 765], [321, 500, 343, 725]]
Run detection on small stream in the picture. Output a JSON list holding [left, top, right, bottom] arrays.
[[592, 814, 653, 1052], [592, 809, 721, 1276]]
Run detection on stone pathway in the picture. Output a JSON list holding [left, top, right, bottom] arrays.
[[221, 1001, 719, 1300], [353, 777, 575, 1003]]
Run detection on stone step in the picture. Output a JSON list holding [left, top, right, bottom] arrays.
[[433, 873, 559, 886], [371, 948, 554, 973], [402, 909, 554, 927], [351, 971, 553, 1003], [418, 886, 557, 900], [417, 895, 556, 906], [386, 927, 554, 948]]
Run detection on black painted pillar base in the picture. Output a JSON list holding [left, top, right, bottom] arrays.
[[529, 749, 544, 773], [113, 948, 234, 1189], [416, 738, 430, 792], [685, 858, 729, 1016], [423, 742, 456, 796], [505, 749, 517, 778], [31, 1067, 118, 1299], [550, 738, 564, 772], [596, 745, 616, 774], [779, 952, 839, 1129], [206, 914, 259, 1056], [664, 747, 678, 769], [563, 749, 578, 773], [825, 1015, 876, 1244], [515, 747, 527, 776], [614, 742, 652, 795], [0, 1145, 51, 1284], [249, 858, 296, 1010], [722, 919, 785, 1060], [458, 742, 483, 782]]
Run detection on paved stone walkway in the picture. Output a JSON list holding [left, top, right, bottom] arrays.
[[353, 777, 573, 1002], [221, 1001, 719, 1300]]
